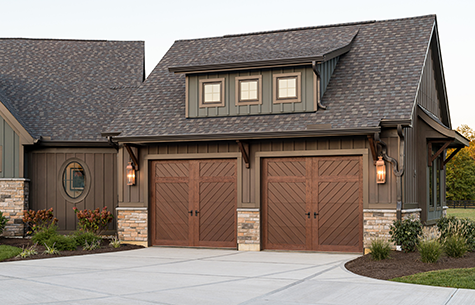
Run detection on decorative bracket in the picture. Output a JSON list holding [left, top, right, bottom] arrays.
[[444, 147, 462, 166], [124, 143, 139, 171], [428, 140, 452, 167], [236, 140, 250, 168], [367, 135, 378, 164]]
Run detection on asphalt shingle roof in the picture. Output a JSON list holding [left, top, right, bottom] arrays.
[[107, 15, 436, 138], [0, 39, 144, 141]]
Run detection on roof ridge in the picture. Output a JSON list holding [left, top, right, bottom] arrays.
[[175, 14, 436, 42], [0, 37, 144, 43]]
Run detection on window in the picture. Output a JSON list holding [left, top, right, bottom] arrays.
[[58, 158, 91, 203], [199, 78, 225, 107], [273, 72, 301, 104], [235, 75, 262, 106], [428, 146, 443, 208]]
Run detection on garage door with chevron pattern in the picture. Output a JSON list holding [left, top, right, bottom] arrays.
[[150, 159, 237, 248], [262, 156, 363, 252]]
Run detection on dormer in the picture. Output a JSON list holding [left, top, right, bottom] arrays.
[[168, 27, 358, 118]]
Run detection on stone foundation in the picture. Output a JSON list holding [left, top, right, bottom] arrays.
[[237, 208, 260, 251], [363, 208, 421, 251], [117, 207, 148, 247], [0, 178, 29, 237]]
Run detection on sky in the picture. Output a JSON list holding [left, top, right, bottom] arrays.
[[1, 0, 474, 129]]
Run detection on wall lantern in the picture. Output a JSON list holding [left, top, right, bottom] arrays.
[[126, 162, 136, 186], [376, 156, 386, 184]]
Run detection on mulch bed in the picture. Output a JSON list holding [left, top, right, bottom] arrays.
[[345, 250, 475, 280], [0, 237, 144, 262]]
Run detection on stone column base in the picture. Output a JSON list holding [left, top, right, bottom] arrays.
[[0, 179, 29, 237], [363, 208, 421, 251], [237, 208, 260, 251], [117, 207, 148, 247]]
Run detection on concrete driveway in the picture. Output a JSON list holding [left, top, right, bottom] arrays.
[[1, 247, 474, 304]]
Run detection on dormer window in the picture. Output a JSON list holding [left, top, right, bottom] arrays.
[[199, 78, 225, 107], [273, 72, 301, 104], [235, 75, 262, 106]]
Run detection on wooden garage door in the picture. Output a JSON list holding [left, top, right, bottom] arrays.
[[150, 159, 237, 248], [262, 156, 362, 252]]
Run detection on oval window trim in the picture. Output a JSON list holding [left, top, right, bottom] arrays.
[[58, 158, 92, 203]]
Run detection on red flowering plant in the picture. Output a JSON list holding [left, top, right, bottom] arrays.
[[22, 208, 58, 235], [73, 207, 114, 234]]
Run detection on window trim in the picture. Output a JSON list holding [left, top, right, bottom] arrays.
[[273, 72, 301, 104], [58, 158, 92, 203], [199, 78, 225, 108], [235, 75, 262, 106]]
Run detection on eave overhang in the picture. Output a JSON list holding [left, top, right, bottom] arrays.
[[168, 37, 355, 74], [32, 140, 113, 148], [110, 127, 380, 144]]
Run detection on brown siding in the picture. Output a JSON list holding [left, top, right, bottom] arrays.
[[28, 148, 117, 232], [404, 121, 418, 207], [417, 46, 441, 120]]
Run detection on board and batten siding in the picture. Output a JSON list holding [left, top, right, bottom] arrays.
[[416, 44, 442, 121], [28, 149, 117, 232], [0, 116, 20, 178], [120, 135, 399, 209]]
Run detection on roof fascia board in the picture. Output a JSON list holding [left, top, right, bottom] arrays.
[[0, 101, 34, 145], [34, 140, 112, 148], [379, 119, 412, 128], [113, 127, 380, 144], [432, 19, 451, 128], [168, 37, 355, 74]]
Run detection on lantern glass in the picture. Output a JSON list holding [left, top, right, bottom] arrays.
[[376, 157, 386, 184], [126, 162, 135, 186]]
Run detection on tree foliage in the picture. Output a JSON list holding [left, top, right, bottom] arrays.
[[446, 125, 475, 200]]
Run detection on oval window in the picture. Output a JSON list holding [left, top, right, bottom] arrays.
[[62, 162, 86, 199]]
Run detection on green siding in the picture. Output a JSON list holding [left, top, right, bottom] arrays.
[[318, 56, 339, 96], [188, 66, 317, 118], [0, 116, 20, 178]]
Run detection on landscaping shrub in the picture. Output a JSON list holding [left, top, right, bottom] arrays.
[[444, 235, 468, 258], [83, 239, 101, 251], [369, 238, 391, 260], [437, 216, 475, 251], [73, 231, 101, 247], [22, 208, 58, 234], [73, 207, 113, 234], [389, 216, 423, 252], [109, 236, 121, 248], [31, 225, 58, 245], [418, 240, 443, 263], [44, 235, 78, 251], [43, 242, 60, 255], [0, 211, 8, 235], [17, 244, 38, 258]]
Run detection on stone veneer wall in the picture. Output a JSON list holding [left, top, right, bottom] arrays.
[[237, 209, 260, 251], [0, 178, 29, 237], [116, 207, 148, 247], [363, 208, 421, 250]]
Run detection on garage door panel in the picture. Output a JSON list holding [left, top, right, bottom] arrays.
[[267, 159, 306, 177], [155, 162, 189, 178]]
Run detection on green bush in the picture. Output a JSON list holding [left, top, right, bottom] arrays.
[[31, 225, 58, 245], [389, 217, 423, 252], [437, 216, 475, 251], [73, 231, 101, 247], [444, 235, 468, 258], [44, 235, 78, 251], [418, 239, 443, 263], [369, 238, 391, 260], [0, 211, 8, 235]]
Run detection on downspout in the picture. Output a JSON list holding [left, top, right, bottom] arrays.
[[375, 125, 405, 220], [312, 61, 327, 110]]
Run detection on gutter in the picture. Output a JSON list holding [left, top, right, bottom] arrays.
[[33, 139, 113, 148], [110, 127, 381, 144], [312, 61, 327, 110]]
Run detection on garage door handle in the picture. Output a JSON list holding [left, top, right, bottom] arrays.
[[314, 212, 318, 219], [305, 212, 310, 218], [195, 210, 199, 216], [189, 210, 193, 216]]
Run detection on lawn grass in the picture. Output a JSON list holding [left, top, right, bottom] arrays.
[[390, 268, 475, 289], [0, 245, 22, 261], [446, 208, 475, 221]]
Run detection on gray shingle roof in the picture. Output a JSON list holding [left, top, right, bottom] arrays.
[[0, 38, 144, 141], [107, 15, 436, 139]]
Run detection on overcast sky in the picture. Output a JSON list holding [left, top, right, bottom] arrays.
[[1, 0, 474, 129]]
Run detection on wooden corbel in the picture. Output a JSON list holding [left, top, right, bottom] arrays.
[[428, 140, 452, 167], [124, 143, 139, 171], [367, 135, 378, 164], [236, 140, 250, 168], [444, 147, 462, 166]]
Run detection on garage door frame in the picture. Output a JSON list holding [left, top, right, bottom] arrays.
[[256, 149, 369, 252]]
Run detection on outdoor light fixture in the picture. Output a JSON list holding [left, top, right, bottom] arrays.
[[376, 156, 386, 184], [126, 162, 136, 186]]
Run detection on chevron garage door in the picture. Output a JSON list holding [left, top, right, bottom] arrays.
[[262, 156, 363, 252], [150, 159, 237, 248]]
